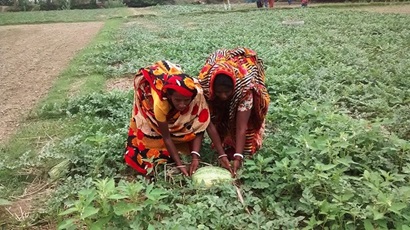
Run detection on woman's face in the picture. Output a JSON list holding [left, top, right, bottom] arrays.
[[169, 92, 192, 111], [213, 84, 233, 101]]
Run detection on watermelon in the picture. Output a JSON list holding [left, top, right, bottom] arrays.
[[192, 166, 233, 188]]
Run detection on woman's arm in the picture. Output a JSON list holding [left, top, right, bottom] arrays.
[[157, 121, 189, 176], [189, 132, 204, 175], [233, 109, 252, 175], [190, 131, 203, 153], [206, 122, 225, 156], [207, 122, 233, 176]]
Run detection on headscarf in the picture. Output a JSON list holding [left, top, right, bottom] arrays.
[[140, 61, 197, 99], [202, 62, 236, 101], [163, 74, 197, 97]]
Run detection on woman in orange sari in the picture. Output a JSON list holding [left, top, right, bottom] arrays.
[[124, 60, 210, 176], [198, 48, 270, 176]]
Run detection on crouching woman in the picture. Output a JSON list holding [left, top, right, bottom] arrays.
[[124, 60, 210, 177], [198, 47, 270, 177]]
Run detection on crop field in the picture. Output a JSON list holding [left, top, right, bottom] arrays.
[[0, 8, 129, 25], [0, 3, 410, 229]]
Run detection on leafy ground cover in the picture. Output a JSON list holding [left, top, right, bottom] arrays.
[[0, 8, 130, 25], [1, 3, 410, 229]]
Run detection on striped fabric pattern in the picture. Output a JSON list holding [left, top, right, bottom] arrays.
[[198, 47, 270, 154]]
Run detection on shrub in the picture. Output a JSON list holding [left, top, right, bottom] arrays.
[[103, 0, 126, 8], [0, 0, 14, 6], [39, 0, 60, 10], [123, 0, 171, 7]]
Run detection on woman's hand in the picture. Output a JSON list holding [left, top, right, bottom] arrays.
[[218, 155, 234, 177], [158, 121, 188, 176], [232, 159, 242, 177], [189, 151, 201, 176], [189, 157, 200, 176], [232, 153, 244, 177], [233, 109, 250, 177], [177, 165, 189, 176]]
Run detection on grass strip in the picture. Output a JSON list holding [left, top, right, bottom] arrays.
[[0, 8, 130, 25], [0, 18, 125, 198]]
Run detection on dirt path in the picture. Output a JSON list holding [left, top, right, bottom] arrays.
[[354, 5, 410, 14], [0, 22, 104, 143]]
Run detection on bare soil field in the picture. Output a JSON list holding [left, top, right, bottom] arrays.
[[353, 4, 410, 14], [0, 22, 103, 143]]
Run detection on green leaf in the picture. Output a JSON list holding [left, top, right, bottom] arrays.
[[59, 207, 78, 216], [363, 220, 374, 230], [150, 188, 166, 196], [317, 163, 336, 171], [80, 206, 100, 220], [108, 194, 128, 200], [157, 204, 171, 211], [284, 146, 302, 155], [373, 209, 384, 220], [262, 157, 275, 165], [0, 198, 12, 206], [252, 182, 270, 189], [148, 224, 155, 230], [401, 225, 410, 230], [363, 170, 370, 180], [281, 157, 290, 167], [78, 188, 96, 197], [145, 183, 153, 194], [106, 178, 116, 193], [375, 219, 388, 230], [58, 218, 76, 230], [114, 201, 142, 215], [317, 173, 329, 179], [90, 216, 112, 230], [146, 188, 167, 200], [399, 186, 410, 198], [254, 204, 261, 212], [264, 167, 276, 172], [388, 202, 407, 214], [334, 156, 355, 167]]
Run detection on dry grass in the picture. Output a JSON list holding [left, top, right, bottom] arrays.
[[68, 79, 86, 98], [106, 76, 134, 91], [1, 176, 55, 228], [354, 4, 410, 14]]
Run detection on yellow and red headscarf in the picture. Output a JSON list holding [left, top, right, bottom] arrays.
[[163, 74, 197, 97], [140, 61, 197, 99]]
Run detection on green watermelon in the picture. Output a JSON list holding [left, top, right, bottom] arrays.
[[192, 166, 233, 188]]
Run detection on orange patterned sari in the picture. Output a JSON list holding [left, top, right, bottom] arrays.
[[124, 61, 210, 175]]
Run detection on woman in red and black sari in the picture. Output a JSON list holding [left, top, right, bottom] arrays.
[[198, 48, 270, 177], [124, 60, 210, 177]]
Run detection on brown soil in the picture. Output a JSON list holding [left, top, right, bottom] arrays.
[[0, 22, 104, 144], [106, 77, 134, 92], [355, 5, 410, 14]]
